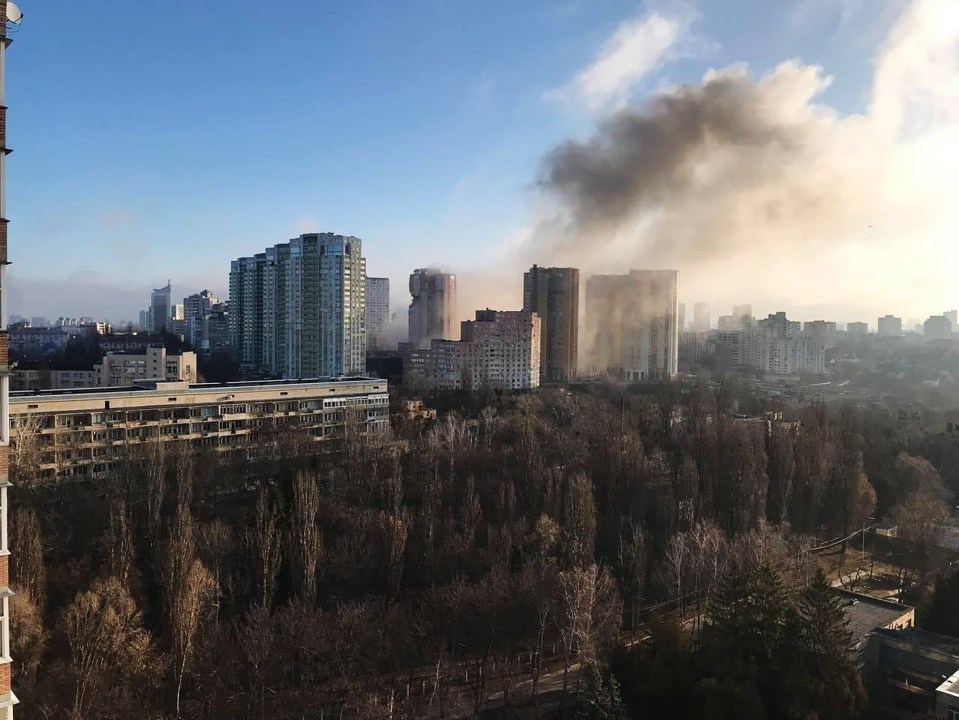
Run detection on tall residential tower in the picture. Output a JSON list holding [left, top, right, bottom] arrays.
[[523, 265, 579, 382], [408, 268, 457, 348], [230, 233, 367, 377], [585, 270, 679, 381], [365, 277, 390, 351]]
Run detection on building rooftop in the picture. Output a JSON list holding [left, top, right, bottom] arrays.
[[11, 376, 385, 400], [838, 590, 914, 647], [940, 667, 959, 699], [873, 626, 959, 658]]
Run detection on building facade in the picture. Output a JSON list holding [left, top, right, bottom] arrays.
[[10, 377, 389, 482], [585, 270, 679, 381], [408, 268, 457, 349], [93, 348, 197, 387], [523, 265, 579, 383], [230, 233, 367, 378], [151, 282, 172, 334], [406, 310, 541, 391], [365, 277, 390, 351], [924, 315, 953, 341], [878, 314, 903, 338], [12, 368, 95, 391], [847, 321, 868, 335], [0, 3, 17, 713], [692, 302, 710, 332], [715, 314, 827, 375], [183, 289, 220, 349], [679, 331, 710, 364]]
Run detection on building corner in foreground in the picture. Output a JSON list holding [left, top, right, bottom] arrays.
[[0, 1, 19, 716]]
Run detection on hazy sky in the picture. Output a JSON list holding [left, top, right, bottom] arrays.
[[6, 0, 957, 327]]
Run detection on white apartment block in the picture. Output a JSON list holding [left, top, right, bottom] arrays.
[[716, 321, 826, 376], [94, 347, 197, 387], [406, 310, 541, 391], [10, 377, 389, 482]]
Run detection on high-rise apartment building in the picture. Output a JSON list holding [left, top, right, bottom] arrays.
[[183, 289, 220, 350], [151, 281, 172, 334], [945, 310, 958, 330], [585, 270, 679, 381], [408, 269, 457, 349], [878, 315, 903, 337], [692, 302, 710, 332], [365, 277, 390, 351], [406, 310, 540, 390], [678, 302, 686, 332], [206, 303, 231, 356], [847, 321, 868, 335], [523, 265, 579, 382], [924, 315, 952, 341], [230, 233, 367, 378], [0, 4, 18, 714]]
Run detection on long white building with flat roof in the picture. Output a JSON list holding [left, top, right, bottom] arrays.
[[10, 377, 389, 482]]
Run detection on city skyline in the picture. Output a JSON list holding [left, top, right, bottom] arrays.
[[4, 0, 959, 324]]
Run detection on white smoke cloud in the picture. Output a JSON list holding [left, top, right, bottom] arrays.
[[544, 8, 693, 111], [528, 0, 959, 322]]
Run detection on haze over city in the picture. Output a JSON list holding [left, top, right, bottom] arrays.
[[6, 0, 958, 324]]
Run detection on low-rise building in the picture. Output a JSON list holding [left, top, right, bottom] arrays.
[[93, 347, 197, 387], [10, 377, 390, 481], [12, 367, 95, 391]]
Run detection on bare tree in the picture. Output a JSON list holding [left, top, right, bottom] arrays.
[[664, 532, 689, 612], [237, 606, 274, 719], [170, 559, 217, 717], [563, 472, 596, 568], [103, 499, 136, 586], [10, 507, 46, 614], [9, 412, 45, 486], [145, 437, 168, 561], [617, 521, 646, 635], [383, 510, 409, 597], [290, 471, 323, 604], [249, 488, 282, 609], [198, 519, 233, 605], [892, 489, 951, 586], [63, 576, 153, 719], [10, 590, 45, 698], [558, 565, 621, 699]]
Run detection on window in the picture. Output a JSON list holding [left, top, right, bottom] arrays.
[[0, 594, 9, 661], [948, 709, 959, 720]]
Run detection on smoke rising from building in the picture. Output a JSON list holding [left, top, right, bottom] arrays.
[[524, 0, 959, 320]]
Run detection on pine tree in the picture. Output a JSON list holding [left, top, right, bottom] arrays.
[[921, 570, 959, 637], [794, 569, 866, 719], [575, 661, 629, 720]]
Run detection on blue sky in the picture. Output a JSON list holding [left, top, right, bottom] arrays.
[[4, 0, 913, 322]]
